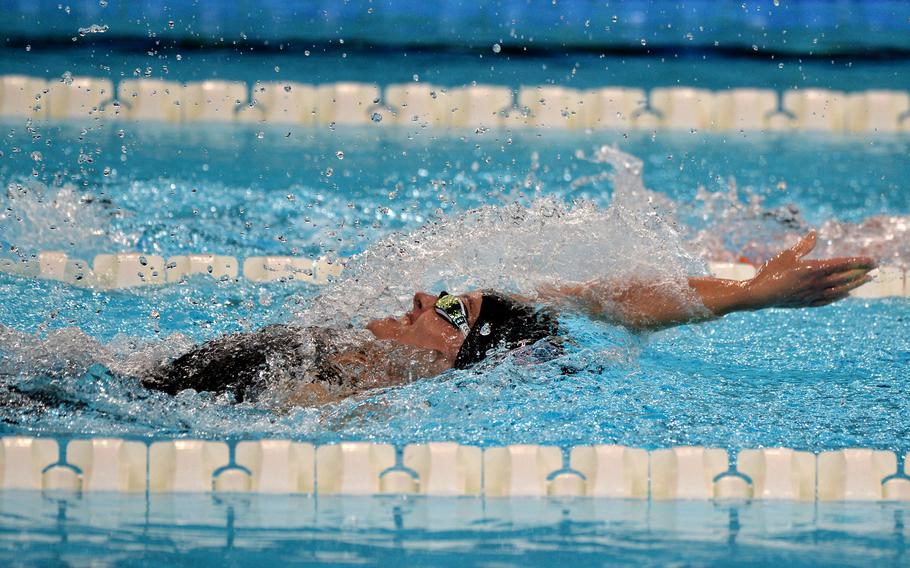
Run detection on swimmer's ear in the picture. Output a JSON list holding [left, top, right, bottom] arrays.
[[791, 230, 817, 258]]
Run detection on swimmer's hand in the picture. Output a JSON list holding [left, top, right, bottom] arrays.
[[740, 231, 876, 310]]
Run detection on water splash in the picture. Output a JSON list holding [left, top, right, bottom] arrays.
[[1, 144, 908, 444], [0, 180, 137, 257], [677, 177, 910, 267], [300, 146, 704, 328]]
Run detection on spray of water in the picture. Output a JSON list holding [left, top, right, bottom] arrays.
[[0, 180, 137, 256], [300, 146, 704, 328]]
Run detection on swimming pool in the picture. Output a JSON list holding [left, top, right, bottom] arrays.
[[1, 121, 909, 446], [2, 3, 910, 564]]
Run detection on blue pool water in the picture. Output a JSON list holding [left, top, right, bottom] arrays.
[[1, 44, 910, 565], [0, 122, 908, 453], [1, 493, 909, 567]]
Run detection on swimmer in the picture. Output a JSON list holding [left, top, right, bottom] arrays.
[[142, 230, 875, 407]]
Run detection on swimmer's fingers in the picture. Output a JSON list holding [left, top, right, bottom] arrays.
[[791, 230, 817, 258], [802, 256, 877, 275], [809, 275, 872, 306], [818, 268, 874, 288]]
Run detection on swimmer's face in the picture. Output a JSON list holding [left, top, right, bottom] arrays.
[[366, 291, 482, 364]]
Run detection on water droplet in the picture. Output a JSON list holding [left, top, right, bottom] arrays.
[[25, 44, 31, 52], [492, 43, 501, 53], [479, 322, 492, 336], [412, 74, 419, 82], [99, 0, 108, 6], [102, 166, 111, 176], [274, 65, 280, 72], [175, 54, 182, 61], [61, 71, 74, 85], [325, 167, 334, 177], [778, 62, 784, 69], [168, 20, 175, 29], [371, 112, 383, 123], [283, 84, 292, 92], [304, 50, 310, 56], [77, 24, 108, 37], [611, 15, 618, 23], [640, 38, 647, 46], [256, 131, 264, 139], [336, 151, 344, 160]]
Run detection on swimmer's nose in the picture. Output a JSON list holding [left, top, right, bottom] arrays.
[[412, 291, 438, 314]]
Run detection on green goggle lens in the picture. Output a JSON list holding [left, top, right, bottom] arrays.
[[435, 292, 471, 336]]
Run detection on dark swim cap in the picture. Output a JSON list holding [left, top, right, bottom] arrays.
[[453, 293, 560, 369]]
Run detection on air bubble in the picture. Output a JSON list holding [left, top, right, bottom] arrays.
[[371, 112, 382, 123], [336, 151, 344, 160], [492, 43, 501, 53]]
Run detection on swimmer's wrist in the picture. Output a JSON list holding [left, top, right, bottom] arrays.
[[690, 277, 762, 318], [738, 277, 772, 312]]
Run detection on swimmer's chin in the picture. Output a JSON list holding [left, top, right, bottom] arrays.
[[366, 317, 404, 340]]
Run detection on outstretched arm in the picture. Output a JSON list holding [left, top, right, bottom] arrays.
[[538, 231, 876, 330]]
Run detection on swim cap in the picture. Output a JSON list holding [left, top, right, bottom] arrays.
[[453, 293, 560, 369]]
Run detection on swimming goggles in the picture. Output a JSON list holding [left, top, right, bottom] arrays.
[[435, 291, 471, 336]]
